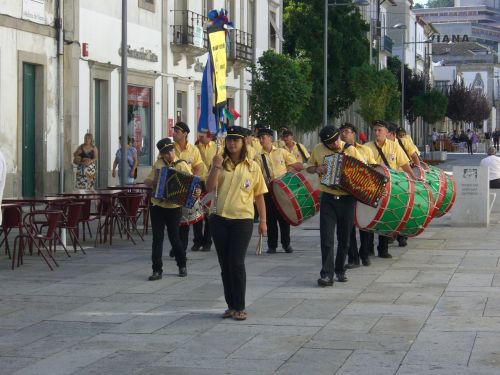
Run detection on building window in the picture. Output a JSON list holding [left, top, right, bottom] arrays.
[[269, 10, 277, 51], [138, 0, 155, 12], [128, 85, 152, 166]]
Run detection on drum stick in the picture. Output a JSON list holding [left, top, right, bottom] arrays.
[[256, 234, 263, 255]]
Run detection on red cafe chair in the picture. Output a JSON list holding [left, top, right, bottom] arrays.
[[1, 205, 23, 259]]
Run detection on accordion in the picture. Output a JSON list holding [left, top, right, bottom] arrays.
[[154, 167, 200, 209], [321, 153, 388, 207]]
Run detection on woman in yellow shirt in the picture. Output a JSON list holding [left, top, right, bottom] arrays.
[[144, 138, 199, 280], [206, 126, 267, 321]]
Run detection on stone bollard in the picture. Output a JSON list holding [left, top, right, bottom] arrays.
[[450, 166, 490, 227]]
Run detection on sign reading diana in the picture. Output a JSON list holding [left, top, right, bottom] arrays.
[[22, 0, 46, 24], [118, 45, 158, 62], [431, 34, 470, 43]]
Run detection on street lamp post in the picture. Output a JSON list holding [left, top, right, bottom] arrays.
[[401, 30, 405, 127], [323, 0, 369, 127]]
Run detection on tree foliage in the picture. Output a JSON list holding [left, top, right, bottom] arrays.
[[387, 56, 429, 125], [350, 64, 400, 124], [445, 80, 492, 128], [425, 0, 454, 8], [283, 0, 369, 129], [412, 90, 448, 124], [249, 50, 312, 130]]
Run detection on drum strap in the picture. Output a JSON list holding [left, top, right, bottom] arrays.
[[261, 154, 272, 182], [397, 138, 411, 160], [374, 143, 392, 170], [296, 143, 309, 162]]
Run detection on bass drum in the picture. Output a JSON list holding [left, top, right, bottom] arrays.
[[180, 199, 204, 226], [435, 172, 456, 217], [355, 165, 414, 237], [397, 180, 434, 237], [412, 162, 447, 217], [270, 171, 320, 226]]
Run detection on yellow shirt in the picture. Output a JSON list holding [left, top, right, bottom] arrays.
[[214, 157, 268, 219], [255, 146, 297, 181], [251, 137, 262, 153], [283, 142, 310, 164], [273, 139, 286, 148], [197, 141, 217, 181], [398, 136, 420, 157], [354, 142, 377, 164], [365, 139, 410, 171], [174, 142, 203, 173], [147, 157, 193, 208], [309, 140, 365, 196], [246, 144, 256, 161]]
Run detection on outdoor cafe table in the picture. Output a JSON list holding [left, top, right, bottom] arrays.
[[58, 190, 122, 245]]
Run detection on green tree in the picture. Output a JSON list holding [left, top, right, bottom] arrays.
[[412, 90, 448, 124], [249, 50, 312, 130], [426, 0, 454, 8], [283, 0, 369, 129], [350, 64, 400, 124]]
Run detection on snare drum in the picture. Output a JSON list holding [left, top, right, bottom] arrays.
[[180, 199, 204, 226], [355, 165, 414, 237], [270, 171, 320, 226]]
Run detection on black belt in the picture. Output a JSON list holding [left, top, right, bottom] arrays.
[[327, 194, 351, 200]]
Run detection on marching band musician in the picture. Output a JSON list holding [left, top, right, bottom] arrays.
[[396, 127, 421, 168], [306, 126, 365, 286], [364, 120, 419, 258], [206, 126, 267, 321], [172, 121, 204, 255], [251, 124, 264, 154], [244, 128, 257, 160], [339, 123, 376, 268], [144, 138, 200, 280], [256, 127, 303, 254], [192, 131, 217, 252], [281, 129, 310, 164]]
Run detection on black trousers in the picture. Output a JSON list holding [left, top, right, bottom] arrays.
[[494, 139, 499, 150], [179, 216, 212, 250], [210, 215, 253, 311], [377, 235, 390, 255], [467, 140, 473, 154], [264, 193, 290, 249], [319, 193, 355, 278], [150, 205, 185, 273], [348, 227, 372, 263]]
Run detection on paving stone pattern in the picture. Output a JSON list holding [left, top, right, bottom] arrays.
[[1, 153, 500, 374]]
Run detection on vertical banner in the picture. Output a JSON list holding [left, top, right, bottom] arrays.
[[208, 29, 227, 105]]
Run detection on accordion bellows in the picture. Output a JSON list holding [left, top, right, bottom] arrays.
[[321, 153, 388, 207], [154, 167, 200, 208]]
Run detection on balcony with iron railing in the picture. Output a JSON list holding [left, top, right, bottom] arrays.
[[171, 10, 253, 66]]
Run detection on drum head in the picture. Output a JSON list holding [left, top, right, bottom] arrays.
[[180, 200, 204, 226], [271, 179, 301, 226]]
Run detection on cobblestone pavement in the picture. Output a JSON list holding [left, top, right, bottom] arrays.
[[1, 152, 499, 375]]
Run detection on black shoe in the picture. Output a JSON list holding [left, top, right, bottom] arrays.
[[169, 249, 175, 258], [178, 267, 187, 277], [191, 244, 203, 252], [201, 244, 211, 252], [378, 253, 393, 259], [398, 239, 407, 247], [284, 245, 293, 254], [148, 272, 162, 281], [361, 258, 371, 266], [336, 273, 348, 282], [266, 248, 277, 254], [345, 262, 360, 269], [317, 277, 334, 287]]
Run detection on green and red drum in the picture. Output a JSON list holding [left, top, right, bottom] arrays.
[[355, 166, 415, 237], [270, 171, 320, 226]]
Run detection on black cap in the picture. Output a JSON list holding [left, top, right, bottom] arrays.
[[396, 127, 407, 135], [243, 128, 252, 136], [156, 138, 174, 153], [282, 130, 293, 137], [258, 128, 274, 137], [371, 120, 388, 128], [226, 126, 246, 139], [387, 123, 398, 134], [339, 123, 357, 133], [174, 121, 190, 133], [254, 123, 267, 130], [319, 126, 340, 143]]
